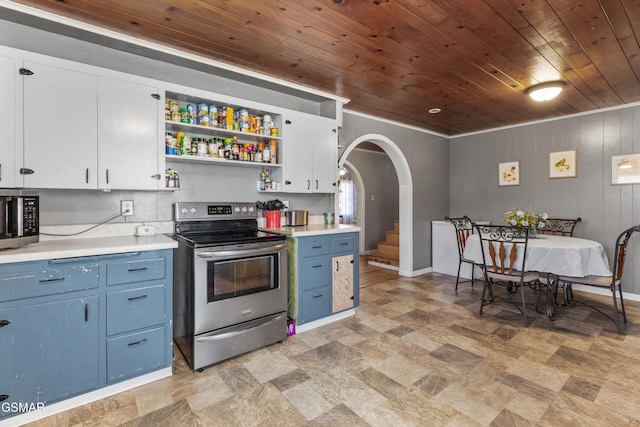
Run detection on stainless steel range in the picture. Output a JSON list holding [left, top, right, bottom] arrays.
[[172, 202, 288, 370]]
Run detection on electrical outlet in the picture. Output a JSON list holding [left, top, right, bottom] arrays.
[[282, 200, 290, 210], [120, 200, 134, 216]]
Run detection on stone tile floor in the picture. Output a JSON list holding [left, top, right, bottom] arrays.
[[23, 267, 640, 426]]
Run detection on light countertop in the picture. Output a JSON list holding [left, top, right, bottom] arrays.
[[0, 234, 178, 264], [260, 223, 360, 237]]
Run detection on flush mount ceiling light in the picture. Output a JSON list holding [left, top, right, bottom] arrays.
[[428, 108, 442, 114], [526, 81, 566, 102]]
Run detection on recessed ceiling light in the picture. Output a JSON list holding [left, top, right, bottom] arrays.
[[428, 108, 441, 114], [526, 81, 566, 102]]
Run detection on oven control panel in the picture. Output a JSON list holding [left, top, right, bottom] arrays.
[[174, 202, 257, 221]]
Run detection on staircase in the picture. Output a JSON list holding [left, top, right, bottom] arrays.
[[368, 220, 399, 268]]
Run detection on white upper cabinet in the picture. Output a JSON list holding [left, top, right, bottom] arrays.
[[0, 54, 16, 188], [21, 60, 98, 189], [97, 77, 161, 190], [283, 113, 337, 193]]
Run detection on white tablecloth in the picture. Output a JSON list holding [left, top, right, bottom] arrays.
[[463, 234, 612, 277]]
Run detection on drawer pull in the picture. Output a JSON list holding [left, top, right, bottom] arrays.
[[128, 338, 148, 347], [0, 394, 8, 402], [336, 260, 339, 271], [85, 303, 88, 322], [340, 242, 349, 246], [127, 267, 148, 272], [39, 277, 65, 283], [312, 294, 323, 298], [312, 264, 323, 268], [312, 245, 323, 249], [0, 320, 10, 328], [127, 294, 148, 301]]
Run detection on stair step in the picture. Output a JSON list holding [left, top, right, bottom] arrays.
[[377, 242, 399, 258], [385, 230, 399, 244], [368, 255, 400, 267], [393, 220, 399, 233]]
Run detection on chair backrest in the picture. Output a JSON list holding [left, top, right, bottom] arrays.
[[445, 216, 473, 256], [474, 224, 530, 276], [612, 225, 640, 281], [539, 217, 582, 236]]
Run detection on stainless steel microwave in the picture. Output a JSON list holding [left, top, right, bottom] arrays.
[[0, 190, 39, 249]]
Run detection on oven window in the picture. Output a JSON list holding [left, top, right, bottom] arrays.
[[207, 254, 278, 301]]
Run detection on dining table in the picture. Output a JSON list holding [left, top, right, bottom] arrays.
[[462, 233, 612, 319]]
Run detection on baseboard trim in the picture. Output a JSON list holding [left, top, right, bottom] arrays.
[[294, 309, 356, 334], [0, 368, 172, 427]]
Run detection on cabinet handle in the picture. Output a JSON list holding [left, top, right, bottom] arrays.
[[0, 163, 2, 181], [285, 120, 292, 124], [315, 179, 318, 190], [340, 242, 349, 246], [0, 320, 10, 328], [151, 93, 160, 100], [312, 245, 322, 249], [312, 264, 323, 268], [19, 168, 34, 175], [151, 174, 161, 180], [336, 260, 339, 271], [19, 67, 33, 75], [105, 169, 109, 184], [127, 294, 148, 301], [285, 180, 291, 185], [0, 394, 9, 402], [312, 294, 323, 298], [39, 277, 65, 283], [128, 267, 148, 272], [307, 179, 310, 190], [84, 303, 88, 322], [128, 338, 148, 347], [86, 168, 89, 184]]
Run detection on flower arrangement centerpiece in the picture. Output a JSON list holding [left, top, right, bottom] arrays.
[[504, 208, 548, 236]]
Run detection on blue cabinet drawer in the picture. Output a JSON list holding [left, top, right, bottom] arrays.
[[301, 286, 331, 323], [106, 285, 165, 336], [301, 259, 330, 291], [0, 263, 99, 303], [106, 257, 165, 286], [299, 237, 330, 258], [106, 327, 166, 383], [332, 236, 354, 254]]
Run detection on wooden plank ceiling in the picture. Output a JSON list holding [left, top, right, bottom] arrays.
[[9, 0, 640, 136]]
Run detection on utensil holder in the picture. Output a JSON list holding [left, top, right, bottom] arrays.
[[265, 210, 281, 228]]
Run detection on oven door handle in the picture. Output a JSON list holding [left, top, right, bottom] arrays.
[[196, 243, 286, 259], [195, 314, 286, 341]]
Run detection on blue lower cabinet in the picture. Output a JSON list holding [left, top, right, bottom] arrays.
[[106, 327, 166, 383], [0, 249, 173, 420], [0, 296, 99, 417], [293, 232, 359, 325]]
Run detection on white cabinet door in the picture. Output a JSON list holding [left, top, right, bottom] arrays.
[[283, 113, 337, 193], [97, 77, 161, 190], [0, 55, 16, 188], [312, 121, 338, 193], [21, 60, 97, 189], [282, 114, 313, 192]]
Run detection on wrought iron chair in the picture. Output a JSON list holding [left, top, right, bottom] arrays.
[[557, 224, 639, 334], [539, 217, 582, 236], [474, 224, 541, 327], [444, 216, 480, 292]]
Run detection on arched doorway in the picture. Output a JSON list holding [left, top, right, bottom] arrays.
[[338, 134, 413, 276]]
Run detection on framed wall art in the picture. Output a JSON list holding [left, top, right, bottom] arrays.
[[498, 161, 520, 186], [549, 150, 577, 178], [612, 154, 640, 185]]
